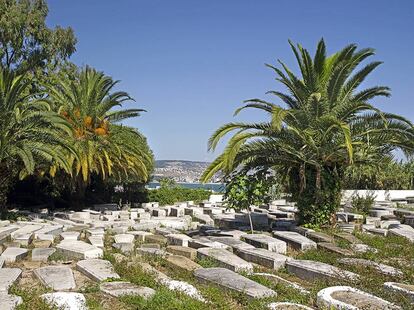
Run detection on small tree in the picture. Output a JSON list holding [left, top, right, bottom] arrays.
[[224, 171, 274, 232]]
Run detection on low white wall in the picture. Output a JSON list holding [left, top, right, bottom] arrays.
[[342, 190, 414, 201]]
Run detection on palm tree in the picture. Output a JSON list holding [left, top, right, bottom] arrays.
[[0, 69, 73, 211], [202, 39, 414, 226], [46, 67, 153, 202]]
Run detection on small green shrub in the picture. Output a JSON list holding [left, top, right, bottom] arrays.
[[351, 192, 376, 215], [147, 187, 210, 206]]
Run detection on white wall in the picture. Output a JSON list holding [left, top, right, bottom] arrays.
[[342, 190, 414, 201]]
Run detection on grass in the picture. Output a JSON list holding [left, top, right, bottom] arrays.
[[11, 285, 55, 310]]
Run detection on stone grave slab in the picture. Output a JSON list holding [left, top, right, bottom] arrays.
[[127, 231, 153, 242], [306, 231, 334, 243], [166, 254, 201, 272], [384, 282, 414, 302], [34, 266, 76, 291], [166, 245, 197, 260], [273, 231, 317, 251], [253, 272, 309, 294], [208, 236, 255, 252], [32, 248, 56, 262], [0, 293, 23, 310], [194, 267, 276, 299], [56, 240, 103, 259], [338, 258, 403, 277], [100, 281, 155, 299], [60, 231, 80, 240], [42, 292, 87, 310], [112, 242, 134, 254], [189, 237, 229, 249], [88, 235, 104, 248], [286, 260, 359, 281], [317, 242, 353, 256], [236, 248, 291, 270], [166, 233, 192, 247], [114, 234, 134, 244], [0, 268, 22, 291], [388, 228, 414, 243], [77, 259, 120, 281], [10, 225, 43, 239], [1, 247, 28, 263], [197, 248, 253, 273], [242, 234, 287, 254], [268, 302, 314, 310], [145, 234, 167, 245], [317, 286, 400, 309]]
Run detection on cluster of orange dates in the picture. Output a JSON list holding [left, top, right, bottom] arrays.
[[60, 109, 109, 138]]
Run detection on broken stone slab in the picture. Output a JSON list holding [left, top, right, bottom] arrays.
[[0, 292, 23, 310], [197, 248, 253, 273], [305, 231, 334, 243], [112, 242, 134, 254], [33, 239, 52, 248], [207, 236, 255, 252], [77, 259, 120, 282], [160, 278, 206, 302], [136, 247, 166, 257], [1, 247, 28, 263], [384, 282, 414, 302], [0, 226, 19, 242], [10, 224, 43, 239], [32, 248, 56, 262], [317, 286, 400, 309], [34, 225, 63, 238], [0, 268, 22, 291], [56, 240, 103, 259], [166, 245, 197, 260], [272, 231, 317, 251], [100, 281, 155, 299], [338, 258, 403, 277], [242, 234, 287, 254], [145, 234, 167, 245], [127, 230, 153, 242], [268, 302, 314, 310], [88, 235, 104, 248], [317, 242, 353, 256], [34, 266, 76, 291], [42, 292, 87, 310], [13, 233, 33, 246], [194, 267, 276, 299], [334, 232, 363, 244], [253, 272, 309, 294], [60, 231, 80, 240], [114, 234, 134, 244], [236, 248, 291, 270], [286, 260, 359, 281], [166, 233, 192, 247], [351, 243, 378, 254], [166, 254, 201, 272], [388, 228, 414, 243], [189, 237, 230, 249], [365, 227, 388, 236]]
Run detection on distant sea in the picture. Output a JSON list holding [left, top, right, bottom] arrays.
[[147, 182, 225, 192]]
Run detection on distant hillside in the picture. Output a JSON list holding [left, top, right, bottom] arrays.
[[153, 160, 216, 182]]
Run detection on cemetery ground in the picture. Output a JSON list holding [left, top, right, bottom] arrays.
[[0, 200, 413, 309]]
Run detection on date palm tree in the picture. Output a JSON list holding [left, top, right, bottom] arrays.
[[0, 69, 73, 210], [202, 39, 414, 225], [46, 67, 153, 197]]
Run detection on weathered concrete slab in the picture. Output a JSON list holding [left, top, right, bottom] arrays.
[[42, 292, 87, 310], [32, 248, 56, 262], [253, 272, 309, 294], [242, 234, 287, 254], [0, 293, 23, 310], [13, 233, 33, 246], [286, 260, 359, 281], [60, 231, 80, 240], [127, 231, 153, 242], [334, 232, 362, 244], [77, 259, 120, 282], [273, 231, 317, 251], [34, 266, 76, 291], [208, 236, 255, 252], [197, 248, 253, 273], [268, 302, 314, 310], [317, 242, 353, 256], [0, 226, 19, 241], [194, 267, 276, 299], [88, 235, 104, 248], [384, 282, 414, 302], [100, 281, 155, 299], [166, 255, 201, 272], [236, 248, 291, 270], [145, 234, 167, 245], [136, 247, 166, 257], [56, 240, 103, 259], [189, 237, 230, 249], [34, 225, 63, 238], [338, 258, 403, 277], [166, 233, 192, 247], [317, 286, 400, 309], [10, 225, 43, 239], [114, 234, 134, 244], [0, 268, 22, 291], [1, 247, 28, 263], [388, 228, 414, 243], [112, 242, 134, 254], [166, 245, 197, 260], [306, 231, 334, 243]]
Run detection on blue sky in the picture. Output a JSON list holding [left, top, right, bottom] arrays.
[[47, 0, 414, 162]]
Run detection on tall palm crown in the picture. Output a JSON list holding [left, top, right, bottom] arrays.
[[202, 39, 414, 224], [0, 69, 72, 207], [47, 67, 152, 182]]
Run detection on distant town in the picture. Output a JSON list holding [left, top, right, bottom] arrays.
[[152, 160, 221, 183]]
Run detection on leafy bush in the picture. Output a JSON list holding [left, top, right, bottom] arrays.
[[147, 186, 211, 206], [351, 192, 376, 215]]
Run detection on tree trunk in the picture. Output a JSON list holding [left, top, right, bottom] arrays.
[[292, 165, 342, 227], [248, 210, 254, 233]]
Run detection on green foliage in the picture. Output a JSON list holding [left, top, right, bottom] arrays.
[[0, 0, 76, 73], [147, 184, 210, 206], [223, 172, 274, 211], [351, 191, 376, 215], [202, 39, 414, 226]]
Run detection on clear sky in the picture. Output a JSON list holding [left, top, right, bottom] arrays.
[[47, 0, 414, 162]]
